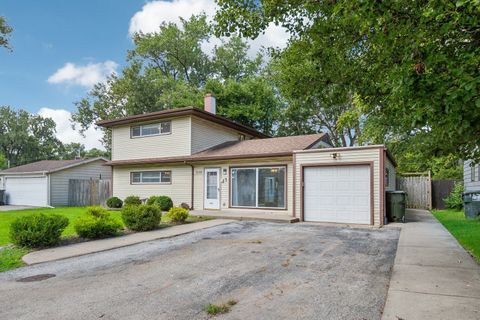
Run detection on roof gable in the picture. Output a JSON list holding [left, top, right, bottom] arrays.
[[96, 107, 268, 139], [0, 158, 107, 174]]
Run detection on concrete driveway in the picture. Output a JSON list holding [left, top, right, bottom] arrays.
[[0, 221, 399, 320]]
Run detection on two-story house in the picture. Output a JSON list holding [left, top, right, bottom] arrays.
[[98, 94, 396, 226]]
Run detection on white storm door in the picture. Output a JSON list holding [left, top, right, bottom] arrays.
[[204, 168, 220, 209]]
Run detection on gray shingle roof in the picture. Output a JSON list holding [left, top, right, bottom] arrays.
[[0, 158, 106, 174]]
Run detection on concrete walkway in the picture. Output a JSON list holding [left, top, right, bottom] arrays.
[[22, 219, 235, 265], [382, 209, 480, 320], [190, 209, 299, 223]]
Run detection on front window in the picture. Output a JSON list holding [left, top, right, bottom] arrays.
[[131, 121, 171, 138], [472, 163, 476, 182], [231, 166, 286, 208], [131, 171, 171, 184]]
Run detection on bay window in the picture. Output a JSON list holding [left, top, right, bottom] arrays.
[[231, 166, 286, 209]]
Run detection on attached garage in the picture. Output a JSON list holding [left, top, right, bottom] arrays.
[[295, 146, 396, 226], [303, 164, 372, 224], [4, 176, 48, 206]]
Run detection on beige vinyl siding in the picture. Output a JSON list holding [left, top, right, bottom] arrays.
[[385, 156, 396, 192], [111, 116, 191, 161], [113, 165, 192, 206], [294, 148, 382, 226], [464, 160, 480, 192], [190, 117, 251, 154], [192, 157, 293, 215], [49, 160, 112, 207]]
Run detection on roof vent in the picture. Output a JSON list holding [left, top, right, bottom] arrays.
[[204, 93, 216, 115]]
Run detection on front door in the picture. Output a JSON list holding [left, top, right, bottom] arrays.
[[204, 168, 220, 209]]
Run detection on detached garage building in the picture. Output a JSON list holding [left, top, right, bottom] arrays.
[[0, 158, 111, 207]]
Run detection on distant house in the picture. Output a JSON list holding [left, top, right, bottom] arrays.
[[96, 94, 397, 226], [0, 158, 111, 207], [464, 160, 480, 192]]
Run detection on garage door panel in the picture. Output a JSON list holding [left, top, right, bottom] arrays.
[[304, 165, 371, 224], [5, 176, 48, 206]]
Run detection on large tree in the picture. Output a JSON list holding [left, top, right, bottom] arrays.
[[0, 106, 63, 167], [0, 16, 13, 50], [215, 0, 480, 160], [73, 14, 282, 144]]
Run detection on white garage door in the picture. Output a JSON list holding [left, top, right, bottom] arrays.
[[5, 176, 48, 206], [303, 165, 371, 224]]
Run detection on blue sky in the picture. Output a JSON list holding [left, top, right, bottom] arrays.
[[0, 0, 286, 149], [0, 0, 139, 113]]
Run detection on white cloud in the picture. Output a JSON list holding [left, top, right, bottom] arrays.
[[128, 0, 289, 56], [38, 108, 105, 150], [47, 61, 118, 88]]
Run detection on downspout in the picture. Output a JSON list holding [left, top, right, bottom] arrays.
[[184, 161, 194, 210]]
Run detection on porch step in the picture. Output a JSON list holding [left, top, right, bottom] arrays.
[[190, 211, 300, 224]]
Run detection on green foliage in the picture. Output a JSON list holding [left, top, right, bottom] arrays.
[[72, 14, 280, 145], [0, 106, 64, 167], [59, 143, 110, 160], [166, 207, 189, 223], [0, 16, 13, 51], [124, 195, 142, 206], [74, 207, 122, 239], [121, 205, 161, 231], [146, 195, 173, 211], [106, 196, 123, 208], [215, 0, 480, 161], [205, 300, 237, 315], [0, 153, 7, 170], [433, 210, 480, 262], [444, 183, 465, 211], [10, 214, 69, 248], [0, 247, 29, 272]]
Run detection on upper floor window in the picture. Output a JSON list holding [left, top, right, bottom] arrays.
[[131, 121, 171, 138], [131, 171, 171, 184], [471, 163, 477, 182]]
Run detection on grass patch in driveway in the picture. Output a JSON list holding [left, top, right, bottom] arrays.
[[205, 299, 238, 316], [0, 246, 30, 272], [433, 209, 480, 262]]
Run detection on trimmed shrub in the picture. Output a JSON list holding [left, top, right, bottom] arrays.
[[10, 214, 69, 248], [166, 207, 189, 223], [74, 207, 122, 239], [146, 195, 173, 211], [124, 195, 142, 206], [106, 196, 123, 208], [444, 182, 464, 210], [121, 205, 161, 231]]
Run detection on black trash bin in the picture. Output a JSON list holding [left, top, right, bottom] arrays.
[[0, 190, 4, 205], [386, 191, 406, 223], [463, 191, 480, 219]]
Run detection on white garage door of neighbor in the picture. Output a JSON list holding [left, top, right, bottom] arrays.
[[303, 165, 371, 224], [5, 176, 48, 206]]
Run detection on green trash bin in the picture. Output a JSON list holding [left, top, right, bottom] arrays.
[[463, 191, 480, 219], [386, 191, 406, 223]]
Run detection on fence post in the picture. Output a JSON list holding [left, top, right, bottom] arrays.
[[427, 170, 433, 210]]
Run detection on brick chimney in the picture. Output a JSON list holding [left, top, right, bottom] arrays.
[[204, 93, 216, 115]]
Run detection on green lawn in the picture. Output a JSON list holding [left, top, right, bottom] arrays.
[[433, 209, 480, 262], [0, 207, 123, 246]]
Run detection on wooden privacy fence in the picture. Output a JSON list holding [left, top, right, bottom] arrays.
[[396, 174, 432, 210], [396, 173, 458, 210], [68, 179, 111, 206]]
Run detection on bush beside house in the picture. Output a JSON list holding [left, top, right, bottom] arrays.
[[146, 195, 174, 211], [124, 195, 142, 206], [10, 213, 69, 248], [74, 207, 123, 239], [166, 207, 189, 223], [121, 205, 161, 231], [106, 197, 123, 209]]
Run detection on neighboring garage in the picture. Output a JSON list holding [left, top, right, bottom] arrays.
[[0, 158, 111, 207], [294, 145, 396, 226]]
